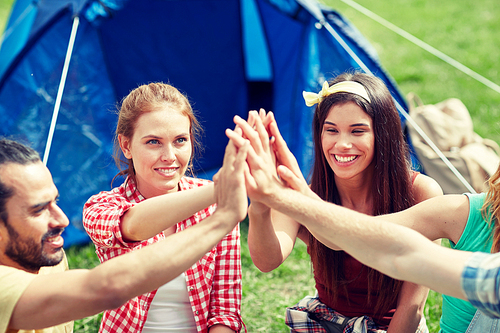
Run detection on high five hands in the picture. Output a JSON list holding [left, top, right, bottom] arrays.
[[225, 109, 316, 206]]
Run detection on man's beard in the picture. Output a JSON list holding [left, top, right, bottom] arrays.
[[5, 223, 64, 272]]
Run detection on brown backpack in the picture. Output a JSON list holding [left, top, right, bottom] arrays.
[[407, 93, 500, 194]]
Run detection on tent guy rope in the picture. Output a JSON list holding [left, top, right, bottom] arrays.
[[340, 0, 500, 95], [317, 15, 477, 193]]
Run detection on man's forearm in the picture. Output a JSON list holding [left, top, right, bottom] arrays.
[[94, 210, 238, 302], [11, 210, 238, 330], [264, 186, 470, 299]]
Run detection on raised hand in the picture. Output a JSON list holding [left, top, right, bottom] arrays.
[[213, 132, 249, 224], [258, 111, 316, 198], [229, 111, 307, 273], [226, 113, 282, 205]]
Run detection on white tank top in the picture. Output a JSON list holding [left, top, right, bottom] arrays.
[[142, 272, 197, 332]]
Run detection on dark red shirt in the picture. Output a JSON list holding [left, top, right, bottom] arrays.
[[314, 171, 419, 328], [315, 253, 396, 328]]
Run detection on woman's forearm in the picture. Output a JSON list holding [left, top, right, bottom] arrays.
[[120, 183, 215, 241], [247, 204, 287, 272], [386, 281, 428, 333]]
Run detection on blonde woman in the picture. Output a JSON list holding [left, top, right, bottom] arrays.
[[83, 83, 242, 333]]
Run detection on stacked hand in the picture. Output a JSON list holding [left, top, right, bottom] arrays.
[[225, 109, 315, 209], [213, 127, 250, 224]]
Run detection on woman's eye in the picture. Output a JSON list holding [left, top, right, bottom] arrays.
[[177, 137, 188, 144], [147, 139, 160, 145]]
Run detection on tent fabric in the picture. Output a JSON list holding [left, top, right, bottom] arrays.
[[0, 0, 413, 247]]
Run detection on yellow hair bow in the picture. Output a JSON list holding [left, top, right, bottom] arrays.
[[302, 81, 371, 107]]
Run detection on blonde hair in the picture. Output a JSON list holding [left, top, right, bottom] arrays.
[[484, 164, 500, 252], [113, 82, 202, 184]]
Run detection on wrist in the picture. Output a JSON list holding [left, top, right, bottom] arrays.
[[249, 202, 271, 216], [212, 206, 246, 231]]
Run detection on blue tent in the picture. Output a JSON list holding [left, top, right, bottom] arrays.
[[0, 0, 413, 247]]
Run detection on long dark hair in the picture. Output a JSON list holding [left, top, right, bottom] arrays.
[[308, 73, 414, 314]]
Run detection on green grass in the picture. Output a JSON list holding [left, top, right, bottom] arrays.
[[2, 0, 499, 331], [65, 245, 103, 332], [0, 0, 11, 30], [323, 0, 500, 145], [239, 221, 317, 332]]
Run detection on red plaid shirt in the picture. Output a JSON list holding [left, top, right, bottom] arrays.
[[83, 176, 242, 333]]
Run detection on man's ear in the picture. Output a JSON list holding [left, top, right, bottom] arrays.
[[118, 134, 132, 160]]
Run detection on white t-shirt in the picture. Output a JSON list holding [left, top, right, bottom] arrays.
[[142, 273, 197, 333]]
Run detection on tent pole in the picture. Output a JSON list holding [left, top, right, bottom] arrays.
[[43, 15, 80, 166], [319, 19, 476, 193]]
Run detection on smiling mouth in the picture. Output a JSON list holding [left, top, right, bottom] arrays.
[[43, 228, 64, 241], [156, 167, 178, 175], [44, 235, 64, 247], [42, 228, 65, 247], [335, 155, 357, 162]]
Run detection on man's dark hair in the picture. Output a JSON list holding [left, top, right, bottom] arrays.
[[0, 138, 41, 224]]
